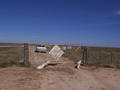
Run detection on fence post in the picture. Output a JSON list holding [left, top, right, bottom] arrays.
[[86, 47, 88, 64], [111, 52, 113, 64], [99, 50, 101, 65], [24, 43, 29, 65], [83, 46, 88, 64], [83, 48, 85, 64]]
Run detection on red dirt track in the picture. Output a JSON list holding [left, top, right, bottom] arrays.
[[0, 58, 120, 90]]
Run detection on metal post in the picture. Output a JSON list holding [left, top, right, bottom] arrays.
[[83, 46, 88, 65], [111, 52, 113, 64], [24, 43, 29, 65]]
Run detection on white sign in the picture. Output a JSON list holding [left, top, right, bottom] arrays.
[[49, 45, 64, 61]]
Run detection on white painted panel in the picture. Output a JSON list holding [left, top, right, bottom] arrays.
[[49, 45, 64, 61]]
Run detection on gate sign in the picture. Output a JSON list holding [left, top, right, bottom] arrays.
[[49, 45, 64, 61]]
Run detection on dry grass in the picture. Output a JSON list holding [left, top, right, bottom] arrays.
[[88, 47, 120, 68], [62, 45, 120, 68], [0, 43, 24, 67]]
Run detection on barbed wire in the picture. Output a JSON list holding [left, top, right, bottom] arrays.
[[0, 40, 120, 48]]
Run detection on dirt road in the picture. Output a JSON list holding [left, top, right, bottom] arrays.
[[0, 62, 120, 90]]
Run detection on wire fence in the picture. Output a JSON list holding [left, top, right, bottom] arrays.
[[0, 42, 120, 68], [62, 45, 120, 68], [0, 44, 24, 67], [87, 47, 120, 68]]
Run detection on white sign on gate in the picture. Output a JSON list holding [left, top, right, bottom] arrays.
[[49, 45, 64, 61]]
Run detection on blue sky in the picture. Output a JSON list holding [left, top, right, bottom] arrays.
[[0, 0, 120, 46]]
